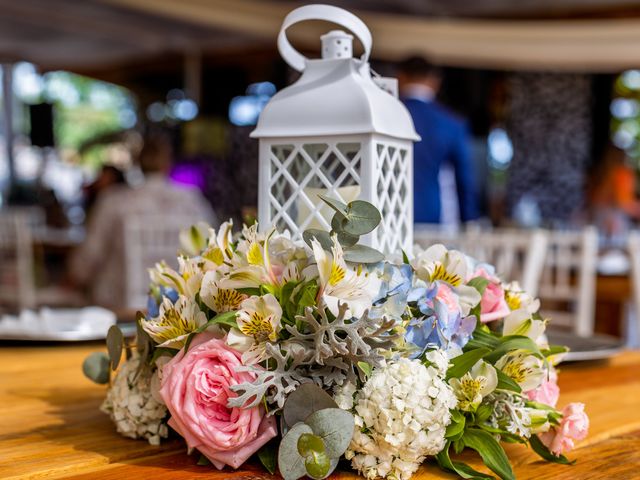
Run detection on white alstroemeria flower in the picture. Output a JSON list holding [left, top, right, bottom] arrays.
[[448, 360, 498, 412], [199, 270, 246, 314], [503, 309, 547, 342], [200, 220, 235, 268], [233, 294, 283, 364], [311, 236, 380, 319], [411, 244, 481, 315], [140, 296, 207, 348], [178, 222, 211, 256], [495, 350, 545, 392], [148, 257, 203, 301], [504, 281, 540, 314]]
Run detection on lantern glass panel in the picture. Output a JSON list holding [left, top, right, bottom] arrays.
[[267, 140, 363, 237]]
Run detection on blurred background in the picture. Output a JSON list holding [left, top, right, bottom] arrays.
[[2, 0, 640, 350]]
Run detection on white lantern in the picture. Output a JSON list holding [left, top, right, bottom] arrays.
[[251, 4, 419, 254]]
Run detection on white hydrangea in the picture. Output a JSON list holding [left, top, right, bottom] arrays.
[[101, 353, 168, 446], [337, 352, 457, 480]]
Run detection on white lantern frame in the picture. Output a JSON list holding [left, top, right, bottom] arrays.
[[252, 5, 419, 255]]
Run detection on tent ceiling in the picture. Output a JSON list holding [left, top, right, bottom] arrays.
[[2, 0, 640, 76]]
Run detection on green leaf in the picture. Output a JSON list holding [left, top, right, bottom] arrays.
[[305, 408, 355, 458], [447, 348, 491, 380], [283, 383, 338, 428], [296, 281, 319, 314], [196, 454, 211, 466], [468, 276, 491, 295], [279, 423, 314, 480], [184, 310, 238, 353], [149, 346, 179, 364], [303, 229, 333, 250], [337, 230, 360, 248], [331, 212, 360, 247], [402, 249, 411, 265], [357, 361, 373, 379], [495, 369, 522, 393], [106, 325, 124, 371], [446, 411, 466, 439], [257, 439, 279, 474], [541, 345, 569, 357], [343, 244, 385, 264], [436, 442, 494, 479], [529, 435, 575, 465], [82, 351, 110, 384], [340, 200, 382, 236], [318, 195, 348, 216], [475, 403, 493, 424], [484, 335, 544, 364], [465, 327, 501, 350], [462, 428, 515, 480]]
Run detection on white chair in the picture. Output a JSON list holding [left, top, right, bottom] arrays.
[[460, 228, 549, 297], [414, 225, 548, 297], [123, 214, 203, 310], [0, 211, 37, 311], [538, 227, 598, 337]]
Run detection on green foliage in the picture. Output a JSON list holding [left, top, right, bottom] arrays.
[[277, 384, 354, 480], [446, 347, 491, 380], [462, 428, 515, 480], [257, 439, 279, 474], [106, 325, 124, 371], [529, 435, 575, 465], [467, 277, 491, 295], [82, 351, 110, 384], [495, 369, 522, 393], [302, 196, 384, 264]]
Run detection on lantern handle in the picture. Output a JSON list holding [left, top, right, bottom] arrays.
[[277, 4, 372, 72]]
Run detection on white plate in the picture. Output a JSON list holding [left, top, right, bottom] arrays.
[[546, 330, 625, 362]]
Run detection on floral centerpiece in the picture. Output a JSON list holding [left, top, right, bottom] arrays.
[[83, 196, 588, 480]]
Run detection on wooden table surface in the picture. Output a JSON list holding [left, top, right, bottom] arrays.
[[2, 344, 640, 480]]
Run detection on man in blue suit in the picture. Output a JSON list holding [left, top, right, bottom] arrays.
[[398, 57, 479, 224]]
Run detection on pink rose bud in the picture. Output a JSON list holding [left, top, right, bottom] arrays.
[[159, 333, 277, 469], [526, 369, 560, 407], [474, 268, 510, 323], [538, 402, 589, 456]]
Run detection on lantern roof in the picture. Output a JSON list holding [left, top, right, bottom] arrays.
[[251, 57, 419, 140]]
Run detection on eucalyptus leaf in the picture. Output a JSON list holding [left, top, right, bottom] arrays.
[[278, 423, 314, 480], [303, 448, 331, 479], [283, 383, 338, 428], [82, 351, 110, 384], [305, 408, 355, 458], [343, 244, 385, 264], [318, 195, 348, 216], [303, 229, 333, 250], [106, 325, 124, 371], [341, 200, 382, 236]]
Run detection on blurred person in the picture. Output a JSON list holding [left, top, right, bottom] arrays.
[[398, 56, 479, 224], [83, 165, 126, 221], [589, 145, 640, 244], [69, 134, 217, 309]]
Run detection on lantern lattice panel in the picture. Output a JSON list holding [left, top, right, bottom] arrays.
[[267, 141, 362, 238], [372, 142, 412, 254]]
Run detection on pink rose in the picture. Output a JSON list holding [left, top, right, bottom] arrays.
[[474, 268, 510, 323], [435, 284, 460, 312], [526, 369, 560, 407], [159, 333, 277, 469], [538, 402, 589, 456]]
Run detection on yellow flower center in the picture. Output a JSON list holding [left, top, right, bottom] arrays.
[[505, 291, 521, 310], [429, 262, 461, 286], [212, 289, 245, 313], [247, 242, 264, 265], [501, 360, 530, 384], [203, 247, 225, 266], [328, 261, 346, 286], [240, 312, 273, 341]]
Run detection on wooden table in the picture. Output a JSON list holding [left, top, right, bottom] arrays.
[[2, 345, 640, 480]]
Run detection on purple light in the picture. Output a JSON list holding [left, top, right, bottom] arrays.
[[169, 164, 206, 190]]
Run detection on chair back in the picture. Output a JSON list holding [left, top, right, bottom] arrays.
[[0, 210, 37, 310], [626, 231, 640, 346], [123, 214, 202, 310], [538, 226, 598, 336], [415, 225, 548, 297]]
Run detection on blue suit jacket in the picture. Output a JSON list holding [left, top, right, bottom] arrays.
[[403, 98, 479, 223]]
